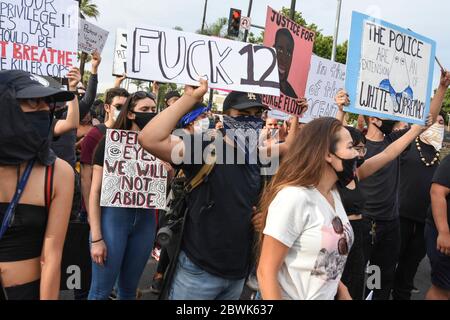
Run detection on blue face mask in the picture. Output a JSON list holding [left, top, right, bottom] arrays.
[[22, 111, 51, 140]]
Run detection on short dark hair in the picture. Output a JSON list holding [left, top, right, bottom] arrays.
[[105, 88, 129, 105], [346, 126, 366, 145]]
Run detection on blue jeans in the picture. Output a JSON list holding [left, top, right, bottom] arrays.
[[88, 207, 156, 300], [169, 251, 245, 300]]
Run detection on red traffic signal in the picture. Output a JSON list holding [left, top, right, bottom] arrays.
[[228, 8, 241, 37]]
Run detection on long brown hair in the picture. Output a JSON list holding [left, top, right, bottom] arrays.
[[113, 91, 156, 130], [257, 117, 343, 249]]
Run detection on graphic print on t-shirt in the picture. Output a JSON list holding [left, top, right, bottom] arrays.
[[311, 222, 353, 281]]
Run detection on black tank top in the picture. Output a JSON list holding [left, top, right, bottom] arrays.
[[0, 165, 54, 262], [337, 178, 367, 216]]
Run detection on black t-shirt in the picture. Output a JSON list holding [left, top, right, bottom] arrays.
[[175, 131, 261, 280], [399, 139, 439, 223], [337, 178, 367, 216], [426, 155, 450, 227], [359, 129, 408, 221]]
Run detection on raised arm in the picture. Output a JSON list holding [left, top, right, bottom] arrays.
[[335, 89, 350, 124], [138, 79, 208, 163], [114, 73, 127, 88], [78, 51, 100, 120], [358, 123, 426, 180], [53, 68, 81, 136], [429, 70, 450, 122]]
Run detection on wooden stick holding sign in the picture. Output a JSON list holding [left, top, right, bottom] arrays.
[[126, 25, 280, 96]]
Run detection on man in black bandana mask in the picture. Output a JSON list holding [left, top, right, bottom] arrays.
[[138, 80, 302, 300]]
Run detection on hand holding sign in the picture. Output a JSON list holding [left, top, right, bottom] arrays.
[[183, 79, 209, 103], [439, 70, 450, 88], [335, 89, 350, 111], [67, 67, 81, 91], [91, 50, 102, 73]]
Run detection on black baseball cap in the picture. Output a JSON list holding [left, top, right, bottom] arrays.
[[222, 91, 267, 113], [3, 70, 75, 102]]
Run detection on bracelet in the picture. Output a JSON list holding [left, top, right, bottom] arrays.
[[91, 238, 103, 244]]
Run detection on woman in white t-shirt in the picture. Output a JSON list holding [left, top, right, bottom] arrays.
[[257, 117, 359, 300]]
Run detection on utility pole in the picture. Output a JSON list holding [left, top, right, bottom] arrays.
[[201, 0, 208, 32], [331, 0, 343, 62], [243, 0, 254, 42], [290, 0, 296, 20]]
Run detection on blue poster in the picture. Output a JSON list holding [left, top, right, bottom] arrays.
[[344, 12, 436, 125]]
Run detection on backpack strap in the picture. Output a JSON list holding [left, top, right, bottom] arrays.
[[184, 144, 216, 193], [45, 163, 55, 212]]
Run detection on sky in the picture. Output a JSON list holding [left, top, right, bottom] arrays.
[[89, 0, 450, 93]]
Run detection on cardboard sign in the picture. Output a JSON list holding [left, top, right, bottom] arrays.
[[127, 24, 280, 96], [100, 129, 168, 210], [345, 12, 436, 125], [302, 55, 346, 123], [112, 28, 127, 76], [78, 18, 109, 54], [262, 6, 315, 117], [0, 0, 79, 77], [240, 16, 251, 31]]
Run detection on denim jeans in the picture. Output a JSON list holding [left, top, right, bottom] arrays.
[[363, 217, 401, 300], [88, 207, 156, 300], [168, 250, 245, 300]]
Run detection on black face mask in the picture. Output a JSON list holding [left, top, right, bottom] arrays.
[[54, 107, 67, 120], [22, 111, 52, 140], [133, 112, 157, 130], [375, 119, 396, 135], [332, 154, 357, 187], [356, 157, 365, 168]]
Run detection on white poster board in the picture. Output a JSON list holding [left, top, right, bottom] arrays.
[[302, 55, 346, 123], [345, 12, 436, 125], [78, 18, 109, 54], [100, 129, 168, 210], [112, 28, 127, 76], [127, 25, 280, 96], [0, 0, 79, 77]]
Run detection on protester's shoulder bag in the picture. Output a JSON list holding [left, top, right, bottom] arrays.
[[158, 146, 216, 300]]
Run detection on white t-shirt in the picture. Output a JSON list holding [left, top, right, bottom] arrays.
[[263, 186, 354, 300]]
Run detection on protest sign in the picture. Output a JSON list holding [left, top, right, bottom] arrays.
[[0, 0, 79, 77], [127, 24, 280, 96], [345, 11, 436, 125], [100, 129, 168, 210], [262, 6, 315, 117], [112, 28, 127, 76], [78, 18, 109, 54], [301, 55, 346, 123]]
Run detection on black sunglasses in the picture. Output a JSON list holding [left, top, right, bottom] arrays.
[[132, 91, 156, 101]]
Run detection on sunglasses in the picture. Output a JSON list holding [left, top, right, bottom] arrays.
[[332, 216, 349, 255], [131, 91, 156, 101]]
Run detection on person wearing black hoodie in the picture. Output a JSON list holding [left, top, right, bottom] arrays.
[[0, 70, 75, 300]]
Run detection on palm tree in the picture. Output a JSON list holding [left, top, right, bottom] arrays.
[[79, 0, 99, 19], [78, 0, 100, 78], [130, 79, 147, 91]]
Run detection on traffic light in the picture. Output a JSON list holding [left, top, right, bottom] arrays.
[[228, 8, 241, 37]]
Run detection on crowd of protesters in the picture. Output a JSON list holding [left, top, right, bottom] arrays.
[[1, 48, 450, 301]]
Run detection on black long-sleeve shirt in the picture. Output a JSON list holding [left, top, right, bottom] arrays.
[[51, 74, 98, 167]]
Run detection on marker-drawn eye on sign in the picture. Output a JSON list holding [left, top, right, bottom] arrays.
[[108, 145, 122, 158]]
